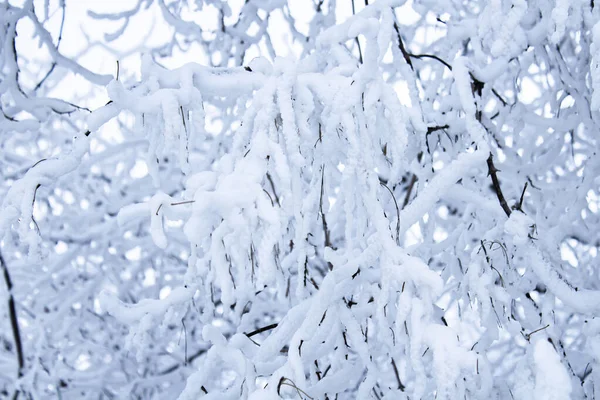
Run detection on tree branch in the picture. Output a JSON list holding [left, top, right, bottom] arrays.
[[351, 0, 364, 64], [0, 251, 25, 400], [402, 174, 417, 209], [391, 358, 405, 391], [486, 154, 512, 217], [244, 323, 278, 338], [393, 22, 413, 69], [409, 53, 453, 71]]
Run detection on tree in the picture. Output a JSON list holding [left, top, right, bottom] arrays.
[[1, 0, 599, 398]]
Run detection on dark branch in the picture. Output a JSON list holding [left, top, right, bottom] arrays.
[[158, 348, 206, 375], [392, 22, 413, 69], [517, 182, 528, 212], [319, 166, 333, 255], [409, 53, 453, 71], [351, 0, 364, 64], [380, 182, 400, 244], [34, 2, 66, 91], [487, 154, 512, 217], [0, 251, 25, 400], [244, 323, 278, 338], [391, 358, 405, 391], [402, 174, 417, 209]]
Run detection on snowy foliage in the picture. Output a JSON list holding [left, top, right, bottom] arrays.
[[1, 0, 600, 398]]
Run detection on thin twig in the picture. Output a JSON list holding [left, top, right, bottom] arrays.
[[351, 0, 363, 64], [425, 125, 450, 155], [492, 88, 508, 107], [319, 166, 332, 252], [266, 173, 280, 206], [179, 105, 187, 132], [245, 323, 278, 338], [391, 358, 405, 391], [156, 200, 195, 215], [409, 53, 453, 71], [517, 182, 528, 212], [181, 319, 187, 365], [392, 22, 413, 69], [158, 348, 206, 375], [524, 324, 550, 341], [34, 2, 66, 91], [427, 124, 450, 133], [402, 174, 417, 209], [0, 251, 25, 400], [170, 200, 195, 206], [380, 182, 400, 244], [486, 154, 512, 217], [278, 377, 314, 400], [399, 42, 509, 108]]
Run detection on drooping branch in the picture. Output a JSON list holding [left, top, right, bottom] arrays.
[[409, 52, 453, 71], [392, 22, 413, 69]]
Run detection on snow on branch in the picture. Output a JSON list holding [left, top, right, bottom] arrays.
[[2, 0, 600, 398]]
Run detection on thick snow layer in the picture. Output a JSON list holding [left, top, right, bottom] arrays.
[[591, 22, 600, 110], [533, 340, 572, 400], [504, 211, 534, 246]]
